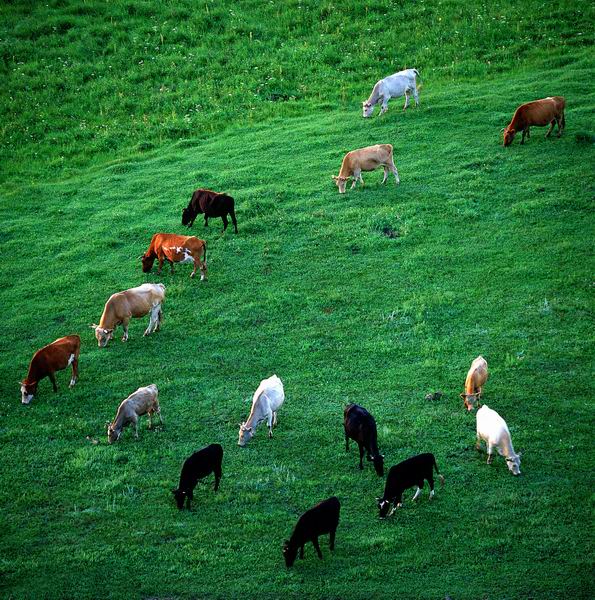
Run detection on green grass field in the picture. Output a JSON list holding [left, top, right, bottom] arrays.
[[1, 1, 594, 599]]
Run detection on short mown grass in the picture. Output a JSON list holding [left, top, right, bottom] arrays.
[[1, 1, 594, 599]]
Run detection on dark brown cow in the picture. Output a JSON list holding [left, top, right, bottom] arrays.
[[182, 189, 238, 233], [503, 96, 566, 146], [20, 335, 80, 404], [141, 234, 207, 280]]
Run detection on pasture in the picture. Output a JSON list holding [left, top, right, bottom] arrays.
[[1, 1, 594, 599]]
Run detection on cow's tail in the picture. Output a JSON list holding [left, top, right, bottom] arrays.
[[433, 455, 445, 486], [413, 69, 422, 91]]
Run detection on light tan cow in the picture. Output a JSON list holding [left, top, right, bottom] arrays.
[[107, 384, 162, 443], [460, 355, 488, 411], [332, 144, 399, 193], [91, 283, 166, 347]]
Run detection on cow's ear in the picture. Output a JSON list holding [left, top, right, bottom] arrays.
[[459, 393, 465, 399], [332, 175, 338, 181], [89, 323, 98, 329]]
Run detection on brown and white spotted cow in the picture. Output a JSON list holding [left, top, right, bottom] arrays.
[[20, 335, 81, 404], [141, 233, 207, 280]]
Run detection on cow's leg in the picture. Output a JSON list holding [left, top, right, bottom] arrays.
[[156, 403, 164, 426], [157, 254, 164, 274], [132, 415, 139, 439], [122, 319, 130, 342], [222, 214, 229, 231], [230, 209, 238, 233], [413, 86, 420, 107], [329, 528, 336, 551], [412, 486, 422, 501], [428, 476, 435, 499], [556, 117, 563, 137], [403, 91, 410, 111], [204, 215, 209, 227], [69, 355, 78, 387], [382, 166, 389, 184], [311, 537, 323, 559], [190, 258, 197, 279], [267, 410, 274, 438], [147, 411, 153, 430], [144, 310, 156, 336], [379, 96, 389, 115], [358, 443, 365, 469], [155, 306, 163, 332], [272, 411, 277, 427], [486, 442, 494, 464], [545, 120, 555, 138], [48, 372, 58, 392], [388, 159, 400, 185]]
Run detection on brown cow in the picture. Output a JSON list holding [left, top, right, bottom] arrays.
[[332, 144, 399, 193], [460, 355, 488, 412], [20, 335, 80, 404], [182, 189, 238, 233], [91, 283, 166, 347], [503, 96, 565, 146], [141, 233, 207, 280]]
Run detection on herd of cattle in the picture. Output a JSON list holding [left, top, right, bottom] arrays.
[[20, 66, 555, 566]]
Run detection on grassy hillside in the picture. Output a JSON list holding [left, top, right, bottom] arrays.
[[1, 1, 594, 599], [1, 0, 593, 184]]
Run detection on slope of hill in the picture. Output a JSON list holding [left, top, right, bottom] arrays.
[[1, 1, 594, 599]]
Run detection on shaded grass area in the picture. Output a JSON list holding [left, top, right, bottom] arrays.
[[1, 55, 594, 598], [1, 0, 593, 184]]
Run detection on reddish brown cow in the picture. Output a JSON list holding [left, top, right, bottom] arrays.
[[141, 233, 207, 280], [20, 335, 80, 404], [503, 96, 565, 146], [182, 189, 238, 233]]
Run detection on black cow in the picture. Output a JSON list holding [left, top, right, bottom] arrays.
[[283, 497, 340, 567], [377, 453, 444, 518], [182, 189, 238, 233], [172, 444, 223, 509], [344, 403, 384, 476]]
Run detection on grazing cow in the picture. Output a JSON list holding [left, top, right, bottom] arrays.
[[460, 355, 488, 412], [141, 233, 207, 280], [20, 335, 80, 405], [343, 404, 384, 476], [476, 405, 521, 475], [503, 96, 566, 146], [283, 497, 341, 567], [172, 444, 223, 509], [107, 384, 162, 443], [238, 375, 285, 447], [182, 189, 238, 233], [362, 68, 420, 117], [376, 453, 445, 518], [332, 144, 399, 194], [90, 283, 166, 348]]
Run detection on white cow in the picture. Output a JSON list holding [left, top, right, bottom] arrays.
[[362, 68, 420, 117], [238, 375, 285, 447], [476, 405, 521, 475]]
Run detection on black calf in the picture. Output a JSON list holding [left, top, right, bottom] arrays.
[[377, 453, 444, 518], [172, 444, 223, 509], [344, 403, 384, 476], [283, 497, 340, 567]]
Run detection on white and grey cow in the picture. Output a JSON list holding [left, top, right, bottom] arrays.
[[238, 375, 285, 447], [362, 68, 420, 117]]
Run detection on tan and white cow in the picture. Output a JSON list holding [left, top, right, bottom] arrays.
[[332, 144, 399, 194], [91, 283, 166, 347], [141, 233, 207, 280], [107, 384, 162, 443], [461, 355, 488, 411]]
